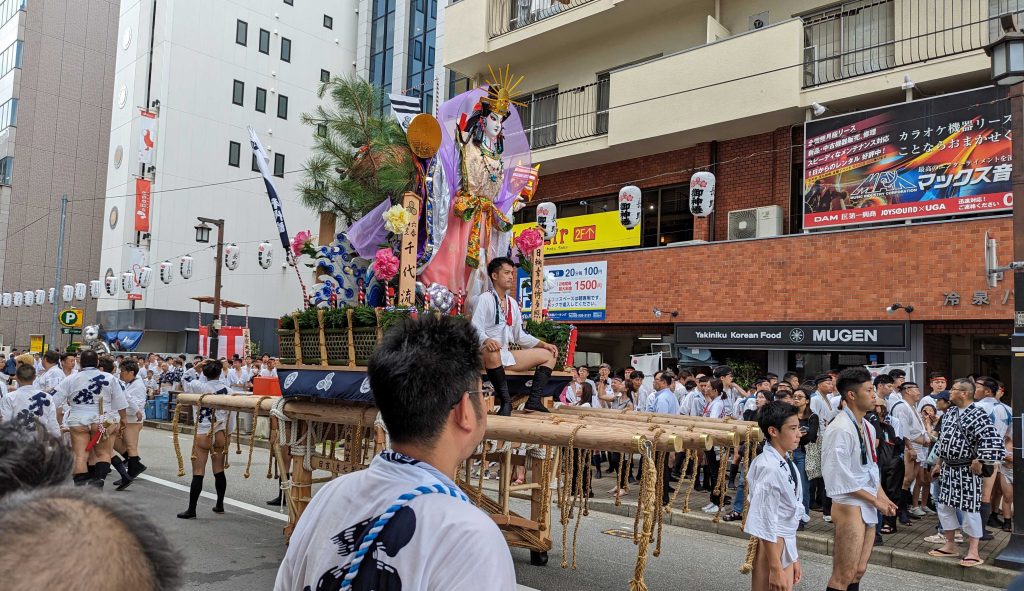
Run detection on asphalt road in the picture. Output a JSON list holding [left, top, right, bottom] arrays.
[[124, 429, 1002, 590]]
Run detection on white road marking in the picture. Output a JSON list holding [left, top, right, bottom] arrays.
[[136, 474, 288, 522]]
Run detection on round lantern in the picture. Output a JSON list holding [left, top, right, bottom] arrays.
[[224, 243, 240, 271], [618, 185, 642, 230], [47, 288, 55, 304], [13, 291, 22, 306], [89, 280, 102, 298], [535, 202, 557, 241], [105, 275, 118, 296], [75, 283, 87, 301], [180, 255, 193, 279], [62, 285, 75, 302], [159, 261, 174, 284], [1, 292, 10, 307], [688, 171, 716, 217], [138, 266, 154, 288], [121, 272, 135, 293], [258, 241, 273, 269], [36, 289, 46, 306], [23, 291, 34, 306]]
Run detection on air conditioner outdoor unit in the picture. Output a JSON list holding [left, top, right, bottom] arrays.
[[727, 205, 783, 240]]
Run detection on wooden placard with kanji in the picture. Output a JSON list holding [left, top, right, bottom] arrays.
[[398, 192, 421, 307], [531, 247, 544, 319]]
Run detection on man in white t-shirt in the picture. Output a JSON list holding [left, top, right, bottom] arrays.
[[275, 315, 516, 591]]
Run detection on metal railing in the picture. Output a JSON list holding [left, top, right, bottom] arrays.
[[802, 0, 1023, 87], [489, 0, 596, 39], [519, 78, 608, 150]]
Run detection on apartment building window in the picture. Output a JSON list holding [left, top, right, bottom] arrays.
[[259, 29, 271, 54], [235, 20, 248, 46], [0, 40, 22, 79], [0, 98, 17, 131], [802, 0, 895, 87], [406, 0, 437, 113], [0, 0, 26, 28], [280, 37, 292, 62], [370, 0, 397, 100], [0, 156, 12, 185], [518, 88, 557, 149], [277, 95, 288, 119], [255, 87, 267, 112], [317, 123, 327, 137], [991, 1, 1024, 40], [321, 69, 330, 83], [232, 80, 244, 106], [447, 70, 470, 99], [228, 141, 241, 167], [595, 73, 610, 135], [274, 153, 285, 177], [284, 0, 293, 5], [324, 15, 333, 29], [252, 153, 260, 172]]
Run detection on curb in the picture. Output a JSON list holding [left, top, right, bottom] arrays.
[[581, 498, 1015, 589]]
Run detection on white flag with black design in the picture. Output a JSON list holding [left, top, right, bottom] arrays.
[[248, 127, 292, 255], [388, 93, 421, 131]]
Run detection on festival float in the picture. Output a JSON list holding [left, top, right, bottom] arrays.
[[173, 68, 759, 589]]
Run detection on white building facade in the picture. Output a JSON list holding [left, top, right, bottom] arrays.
[[99, 0, 357, 354]]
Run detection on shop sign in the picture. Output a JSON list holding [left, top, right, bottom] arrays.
[[512, 210, 639, 255], [518, 261, 607, 321], [942, 289, 1013, 306], [674, 322, 909, 351]]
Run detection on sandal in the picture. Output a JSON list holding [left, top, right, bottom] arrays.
[[928, 548, 959, 558], [880, 524, 896, 535], [721, 511, 742, 522], [959, 557, 984, 568]]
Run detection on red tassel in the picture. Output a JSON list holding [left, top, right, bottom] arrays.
[[85, 429, 102, 452], [458, 113, 468, 131]]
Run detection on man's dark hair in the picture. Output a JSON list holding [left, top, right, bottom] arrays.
[[837, 367, 873, 401], [631, 370, 644, 380], [887, 368, 906, 379], [782, 371, 799, 382], [486, 256, 516, 279], [43, 350, 59, 365], [14, 364, 35, 383], [60, 352, 75, 362], [121, 359, 139, 375], [758, 401, 799, 442], [766, 372, 778, 380], [929, 371, 945, 380], [898, 381, 919, 392], [79, 350, 98, 368], [712, 365, 733, 379], [873, 374, 895, 387], [0, 487, 183, 590], [976, 376, 999, 394], [697, 375, 711, 384], [0, 423, 73, 497], [97, 356, 115, 373], [368, 315, 481, 446], [709, 378, 724, 396], [202, 362, 222, 380]]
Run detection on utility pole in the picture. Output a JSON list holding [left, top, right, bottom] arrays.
[[48, 194, 67, 350]]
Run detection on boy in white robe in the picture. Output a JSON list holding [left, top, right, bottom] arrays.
[[742, 401, 808, 591]]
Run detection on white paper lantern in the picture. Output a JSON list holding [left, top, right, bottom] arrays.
[[89, 280, 102, 298], [138, 266, 154, 288], [618, 185, 642, 230], [688, 171, 716, 218], [1, 293, 10, 307], [23, 291, 34, 306], [63, 285, 75, 302], [535, 202, 557, 241], [105, 275, 118, 296], [47, 288, 55, 304], [180, 255, 193, 279], [13, 291, 22, 306], [224, 243, 240, 271], [257, 242, 273, 269], [159, 261, 173, 284], [121, 272, 134, 293]]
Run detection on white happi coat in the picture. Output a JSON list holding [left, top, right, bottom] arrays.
[[470, 290, 539, 367], [743, 444, 808, 567]]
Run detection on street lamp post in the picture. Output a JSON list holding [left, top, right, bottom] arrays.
[[195, 217, 225, 359], [989, 15, 1024, 568]]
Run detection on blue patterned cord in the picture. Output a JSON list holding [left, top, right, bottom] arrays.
[[340, 483, 467, 589]]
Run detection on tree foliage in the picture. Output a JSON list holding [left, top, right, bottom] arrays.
[[299, 76, 415, 224]]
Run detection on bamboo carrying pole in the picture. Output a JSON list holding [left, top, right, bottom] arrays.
[[545, 411, 742, 449], [552, 406, 762, 441]]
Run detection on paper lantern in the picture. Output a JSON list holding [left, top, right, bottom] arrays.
[[47, 288, 55, 304], [1, 293, 10, 307], [159, 261, 174, 284], [224, 243, 240, 271], [121, 272, 134, 293], [13, 291, 22, 306], [23, 291, 34, 306], [63, 285, 75, 302], [89, 280, 102, 298], [535, 202, 557, 241], [618, 185, 642, 230], [105, 275, 118, 296], [180, 255, 193, 279], [258, 241, 273, 269], [36, 289, 46, 306], [138, 266, 154, 288], [688, 171, 716, 217]]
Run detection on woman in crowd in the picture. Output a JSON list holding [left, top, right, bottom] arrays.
[[791, 386, 819, 520]]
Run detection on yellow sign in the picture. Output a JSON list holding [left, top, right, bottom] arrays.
[[513, 210, 640, 255], [28, 335, 45, 353], [59, 308, 84, 328]]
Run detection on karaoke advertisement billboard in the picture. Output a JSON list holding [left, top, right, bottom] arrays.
[[803, 87, 1011, 229]]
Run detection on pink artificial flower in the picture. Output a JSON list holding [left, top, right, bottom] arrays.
[[514, 227, 544, 255], [374, 248, 400, 282], [291, 230, 312, 257]]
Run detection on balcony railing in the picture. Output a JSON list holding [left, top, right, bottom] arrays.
[[519, 78, 608, 150], [802, 0, 1020, 87], [489, 0, 596, 39]]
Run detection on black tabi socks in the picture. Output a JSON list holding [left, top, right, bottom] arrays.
[[213, 472, 226, 513], [111, 456, 133, 490], [525, 366, 552, 412], [126, 455, 147, 478], [72, 473, 90, 486], [177, 475, 204, 519], [90, 462, 111, 488], [485, 366, 512, 416]]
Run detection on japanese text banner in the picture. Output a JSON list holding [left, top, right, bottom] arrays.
[[802, 86, 1011, 229], [513, 210, 639, 255]]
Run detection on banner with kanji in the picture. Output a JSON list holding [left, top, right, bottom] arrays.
[[803, 86, 1011, 229], [134, 177, 151, 232]]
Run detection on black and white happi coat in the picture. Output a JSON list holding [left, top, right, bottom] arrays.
[[935, 403, 1003, 512]]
